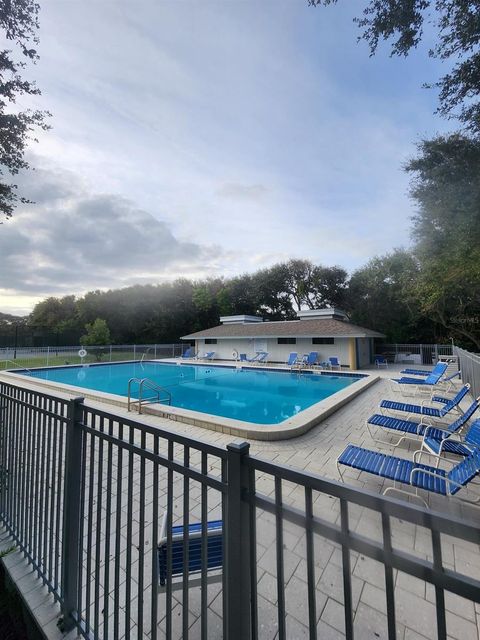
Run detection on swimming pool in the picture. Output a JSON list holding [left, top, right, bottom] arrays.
[[21, 361, 363, 425]]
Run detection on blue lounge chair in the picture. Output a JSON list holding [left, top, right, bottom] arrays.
[[374, 356, 388, 368], [436, 370, 462, 393], [158, 512, 222, 590], [181, 347, 196, 359], [417, 419, 480, 459], [299, 351, 319, 368], [337, 443, 480, 506], [329, 356, 341, 370], [391, 361, 448, 385], [400, 361, 448, 377], [240, 352, 265, 364], [379, 384, 470, 421], [286, 352, 299, 367], [254, 352, 268, 365], [367, 396, 480, 447], [199, 351, 215, 361], [389, 363, 449, 396]]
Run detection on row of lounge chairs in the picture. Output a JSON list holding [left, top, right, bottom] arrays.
[[181, 347, 216, 361], [337, 363, 480, 506], [286, 352, 342, 370], [239, 351, 269, 365]]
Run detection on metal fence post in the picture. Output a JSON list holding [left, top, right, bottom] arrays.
[[225, 442, 252, 640], [133, 344, 136, 361], [60, 396, 85, 631]]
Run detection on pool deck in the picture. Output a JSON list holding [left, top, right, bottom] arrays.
[[1, 364, 479, 639]]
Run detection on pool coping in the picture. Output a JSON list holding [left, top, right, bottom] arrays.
[[0, 363, 380, 441]]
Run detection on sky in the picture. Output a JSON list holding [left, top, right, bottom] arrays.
[[1, 0, 449, 315]]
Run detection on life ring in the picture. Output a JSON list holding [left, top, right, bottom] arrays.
[[78, 348, 87, 358], [232, 349, 239, 360]]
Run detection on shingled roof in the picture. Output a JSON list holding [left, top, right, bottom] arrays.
[[182, 318, 384, 340]]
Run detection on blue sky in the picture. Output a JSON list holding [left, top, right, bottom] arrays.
[[1, 1, 449, 314]]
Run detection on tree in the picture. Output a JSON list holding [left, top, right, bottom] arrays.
[[346, 249, 428, 342], [0, 0, 50, 220], [305, 265, 348, 309], [29, 295, 79, 330], [309, 0, 480, 133], [81, 318, 111, 346], [405, 134, 480, 348]]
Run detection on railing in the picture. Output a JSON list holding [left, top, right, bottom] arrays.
[[1, 360, 33, 373], [0, 381, 479, 639], [127, 377, 172, 413], [0, 343, 188, 370], [455, 346, 480, 398], [376, 343, 454, 365]]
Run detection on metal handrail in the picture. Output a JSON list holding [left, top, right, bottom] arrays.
[[140, 347, 153, 363], [127, 377, 172, 413], [1, 360, 33, 374]]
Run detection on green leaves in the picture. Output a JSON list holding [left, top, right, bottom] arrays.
[[0, 0, 50, 220], [80, 318, 111, 347], [309, 1, 480, 133], [407, 134, 480, 349]]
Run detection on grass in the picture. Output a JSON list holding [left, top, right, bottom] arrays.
[[1, 351, 139, 370]]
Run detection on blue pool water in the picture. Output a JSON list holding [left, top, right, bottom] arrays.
[[22, 362, 363, 425]]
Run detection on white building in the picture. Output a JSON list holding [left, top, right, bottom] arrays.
[[182, 308, 384, 369]]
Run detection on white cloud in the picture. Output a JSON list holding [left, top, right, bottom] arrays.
[[0, 167, 220, 301], [1, 0, 449, 314]]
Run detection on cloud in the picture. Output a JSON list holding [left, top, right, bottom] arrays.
[[0, 167, 219, 298], [1, 0, 451, 315], [216, 183, 269, 201]]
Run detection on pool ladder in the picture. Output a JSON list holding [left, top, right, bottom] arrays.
[[127, 377, 172, 414]]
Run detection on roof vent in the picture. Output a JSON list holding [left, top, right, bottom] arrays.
[[296, 308, 349, 322], [219, 314, 264, 324]]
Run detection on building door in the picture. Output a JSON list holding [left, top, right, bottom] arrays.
[[254, 339, 267, 353]]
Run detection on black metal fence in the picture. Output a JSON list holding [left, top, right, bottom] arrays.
[[0, 381, 479, 640]]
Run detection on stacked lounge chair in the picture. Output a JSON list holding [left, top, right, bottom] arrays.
[[297, 352, 319, 368]]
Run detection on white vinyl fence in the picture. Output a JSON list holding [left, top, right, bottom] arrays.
[[455, 346, 480, 398], [376, 343, 454, 365]]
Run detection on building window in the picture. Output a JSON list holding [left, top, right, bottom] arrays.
[[278, 337, 296, 345], [205, 338, 217, 344], [312, 337, 334, 345]]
